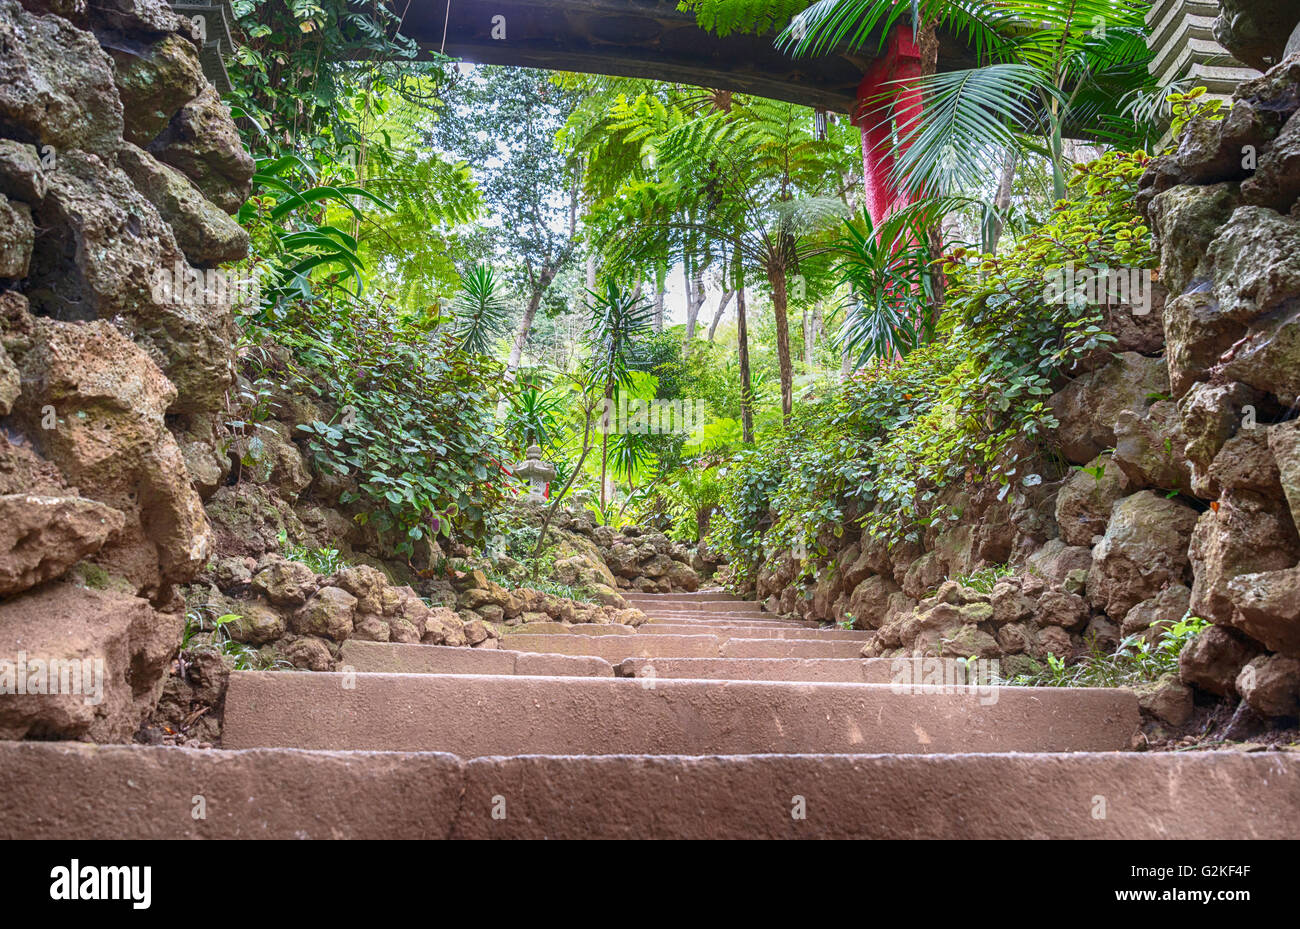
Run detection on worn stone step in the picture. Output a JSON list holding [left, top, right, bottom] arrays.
[[570, 623, 639, 635], [623, 598, 766, 614], [497, 632, 865, 659], [637, 624, 872, 640], [722, 638, 867, 659], [341, 641, 887, 682], [222, 672, 1139, 755], [628, 588, 745, 602], [339, 640, 614, 677], [642, 620, 823, 631], [638, 619, 828, 632], [5, 742, 1294, 839], [640, 612, 814, 625], [615, 656, 902, 683], [7, 740, 1300, 839]]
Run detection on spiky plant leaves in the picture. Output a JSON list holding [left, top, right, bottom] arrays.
[[452, 264, 511, 355]]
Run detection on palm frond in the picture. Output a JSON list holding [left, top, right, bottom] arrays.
[[872, 64, 1060, 197]]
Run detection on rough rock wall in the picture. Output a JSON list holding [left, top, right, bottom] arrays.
[[484, 501, 704, 595], [753, 54, 1300, 723], [1215, 0, 1300, 71], [1138, 53, 1300, 718], [0, 0, 252, 740]]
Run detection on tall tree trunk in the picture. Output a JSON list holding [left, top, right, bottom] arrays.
[[810, 302, 823, 362], [506, 282, 545, 379], [985, 146, 1018, 255], [802, 307, 811, 363], [707, 289, 733, 341], [600, 427, 608, 509], [683, 266, 705, 348], [766, 263, 794, 423], [736, 282, 754, 444], [652, 260, 666, 332], [927, 224, 946, 326]]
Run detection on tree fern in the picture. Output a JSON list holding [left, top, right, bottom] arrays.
[[678, 0, 815, 37]]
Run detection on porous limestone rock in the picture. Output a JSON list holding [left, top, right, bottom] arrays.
[[1086, 491, 1198, 620], [0, 493, 124, 596]]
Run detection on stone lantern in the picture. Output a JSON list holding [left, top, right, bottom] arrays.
[[513, 445, 556, 503]]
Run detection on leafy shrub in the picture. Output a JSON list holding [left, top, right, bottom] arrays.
[[249, 295, 508, 558], [944, 564, 1016, 596], [663, 465, 725, 542], [481, 517, 599, 603]]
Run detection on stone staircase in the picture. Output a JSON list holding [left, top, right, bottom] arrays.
[[4, 590, 1298, 838]]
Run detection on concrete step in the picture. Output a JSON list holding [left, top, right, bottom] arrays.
[[637, 624, 872, 640], [339, 640, 614, 676], [5, 741, 1297, 839], [221, 671, 1140, 755], [616, 656, 901, 683], [498, 632, 866, 659]]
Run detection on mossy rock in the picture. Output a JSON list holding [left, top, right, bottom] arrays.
[[68, 561, 135, 595]]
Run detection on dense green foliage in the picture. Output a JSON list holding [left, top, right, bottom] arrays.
[[712, 150, 1155, 586], [286, 312, 506, 555], [219, 0, 1184, 620], [227, 2, 511, 559]]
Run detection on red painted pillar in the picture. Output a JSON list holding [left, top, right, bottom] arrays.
[[852, 27, 923, 227]]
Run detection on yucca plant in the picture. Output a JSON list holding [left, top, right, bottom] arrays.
[[583, 281, 654, 507], [452, 264, 512, 356], [505, 386, 566, 451], [608, 430, 657, 493]]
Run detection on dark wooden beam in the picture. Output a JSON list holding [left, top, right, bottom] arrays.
[[399, 0, 871, 112]]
